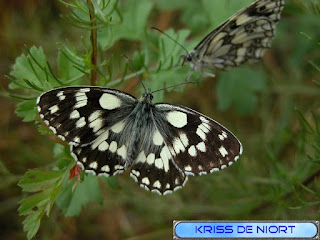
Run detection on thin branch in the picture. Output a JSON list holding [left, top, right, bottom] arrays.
[[87, 0, 98, 86]]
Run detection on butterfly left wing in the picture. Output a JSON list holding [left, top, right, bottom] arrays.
[[37, 87, 138, 176], [130, 103, 242, 195], [154, 103, 242, 175], [184, 0, 285, 73]]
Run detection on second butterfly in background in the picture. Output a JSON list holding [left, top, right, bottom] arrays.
[[182, 0, 285, 79]]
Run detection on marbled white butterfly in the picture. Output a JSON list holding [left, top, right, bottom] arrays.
[[37, 86, 242, 195], [183, 0, 285, 78]]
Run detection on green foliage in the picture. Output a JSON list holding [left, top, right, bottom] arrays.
[[56, 174, 103, 216], [18, 169, 67, 239], [217, 68, 266, 115]]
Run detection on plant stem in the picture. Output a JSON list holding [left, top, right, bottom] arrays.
[[87, 0, 98, 86]]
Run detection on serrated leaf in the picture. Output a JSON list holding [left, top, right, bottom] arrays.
[[99, 0, 153, 48], [56, 174, 103, 216], [150, 67, 189, 102], [22, 211, 43, 240], [18, 169, 64, 193], [217, 67, 266, 115], [58, 49, 85, 84], [157, 29, 190, 69], [10, 46, 55, 90], [15, 99, 37, 122]]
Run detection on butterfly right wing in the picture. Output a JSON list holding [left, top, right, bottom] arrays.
[[37, 86, 137, 176], [186, 0, 285, 71]]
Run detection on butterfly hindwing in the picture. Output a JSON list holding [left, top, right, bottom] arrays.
[[184, 0, 285, 73]]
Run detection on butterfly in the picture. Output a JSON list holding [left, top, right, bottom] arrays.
[[182, 0, 285, 79], [37, 86, 242, 195]]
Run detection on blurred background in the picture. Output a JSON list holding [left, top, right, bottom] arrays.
[[1, 0, 320, 239]]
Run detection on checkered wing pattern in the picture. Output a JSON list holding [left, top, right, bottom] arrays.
[[37, 87, 242, 195], [183, 0, 285, 74]]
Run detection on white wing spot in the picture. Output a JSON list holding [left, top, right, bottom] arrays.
[[147, 153, 155, 165], [179, 132, 189, 146], [91, 130, 109, 150], [196, 128, 206, 140], [219, 146, 228, 157], [99, 93, 121, 110], [155, 158, 163, 170], [49, 105, 59, 114], [131, 170, 140, 177], [200, 116, 209, 123], [152, 130, 164, 146], [221, 165, 227, 169], [117, 145, 127, 159], [184, 165, 192, 171], [49, 126, 56, 134], [142, 177, 150, 185], [136, 151, 146, 163], [210, 168, 220, 173], [76, 117, 86, 128], [196, 142, 206, 152], [98, 141, 109, 151], [111, 121, 125, 133], [166, 111, 187, 128], [101, 165, 110, 172], [79, 88, 90, 93], [188, 145, 197, 157], [74, 92, 87, 108], [57, 91, 65, 101], [153, 180, 161, 189], [70, 110, 80, 119], [173, 138, 185, 154], [165, 183, 171, 189], [82, 157, 87, 163], [89, 161, 98, 169], [160, 146, 170, 172], [109, 141, 118, 153]]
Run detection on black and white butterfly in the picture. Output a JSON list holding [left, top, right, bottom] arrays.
[[182, 0, 285, 79], [37, 86, 242, 195]]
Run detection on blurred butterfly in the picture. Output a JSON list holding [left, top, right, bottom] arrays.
[[155, 0, 285, 79], [184, 0, 285, 78]]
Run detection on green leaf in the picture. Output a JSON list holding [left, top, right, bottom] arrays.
[[56, 174, 103, 216], [58, 49, 85, 84], [157, 29, 190, 69], [18, 168, 67, 239], [15, 99, 37, 122], [18, 169, 64, 193], [217, 67, 267, 115], [22, 211, 44, 240], [99, 0, 153, 48], [9, 46, 56, 90]]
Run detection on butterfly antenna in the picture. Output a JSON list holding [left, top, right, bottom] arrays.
[[151, 27, 189, 55], [151, 81, 195, 94], [121, 55, 147, 92]]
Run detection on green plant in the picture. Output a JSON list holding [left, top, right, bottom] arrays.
[[3, 0, 320, 239]]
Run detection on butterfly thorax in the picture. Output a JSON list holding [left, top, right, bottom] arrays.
[[183, 50, 202, 72], [120, 91, 157, 167]]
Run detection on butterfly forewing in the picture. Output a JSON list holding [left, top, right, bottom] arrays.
[[37, 87, 137, 145], [184, 0, 285, 73], [37, 87, 242, 195]]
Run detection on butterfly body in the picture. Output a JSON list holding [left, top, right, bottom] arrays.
[[37, 86, 242, 195], [183, 0, 285, 78]]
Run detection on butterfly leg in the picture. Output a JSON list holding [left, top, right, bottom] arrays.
[[202, 71, 216, 78]]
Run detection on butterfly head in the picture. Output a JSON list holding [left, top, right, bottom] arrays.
[[140, 89, 154, 104], [182, 51, 197, 68]]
